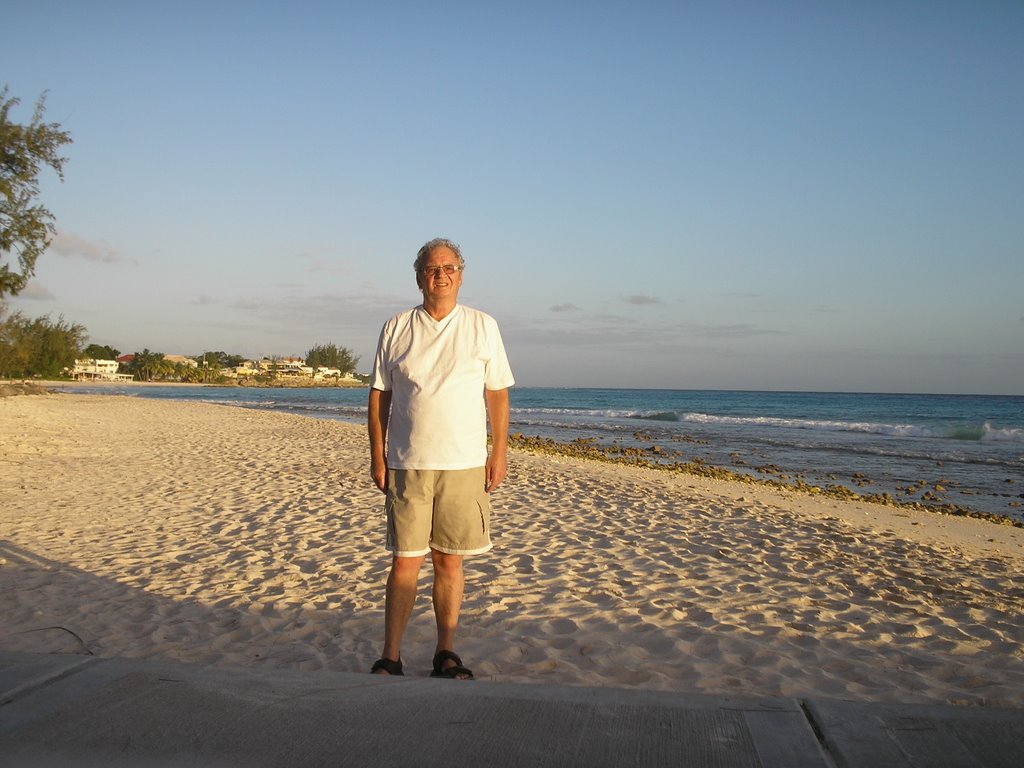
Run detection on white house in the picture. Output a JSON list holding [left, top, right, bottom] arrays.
[[70, 359, 134, 381]]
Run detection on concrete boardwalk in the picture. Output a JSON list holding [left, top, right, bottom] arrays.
[[1, 652, 1021, 767]]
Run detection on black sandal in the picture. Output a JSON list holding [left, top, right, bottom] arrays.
[[370, 657, 404, 676], [430, 650, 474, 680]]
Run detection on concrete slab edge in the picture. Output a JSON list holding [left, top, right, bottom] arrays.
[[0, 654, 98, 706]]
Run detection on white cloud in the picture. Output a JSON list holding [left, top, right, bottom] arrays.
[[682, 323, 786, 339], [51, 232, 128, 264], [624, 294, 661, 306], [11, 281, 55, 300], [550, 303, 581, 313]]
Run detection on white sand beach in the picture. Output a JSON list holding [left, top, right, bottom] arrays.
[[2, 392, 1022, 706]]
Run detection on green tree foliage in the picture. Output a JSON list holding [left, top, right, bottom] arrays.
[[196, 350, 244, 369], [127, 348, 164, 382], [194, 351, 222, 379], [82, 343, 119, 360], [1, 86, 73, 298], [305, 343, 359, 374], [0, 306, 86, 378], [193, 350, 243, 383]]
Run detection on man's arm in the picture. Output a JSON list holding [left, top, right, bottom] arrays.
[[368, 387, 392, 493], [484, 387, 510, 492]]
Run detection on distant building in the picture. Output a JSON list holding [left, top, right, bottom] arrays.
[[255, 358, 312, 377], [69, 359, 134, 382], [115, 353, 198, 369], [164, 355, 198, 369], [239, 358, 359, 381]]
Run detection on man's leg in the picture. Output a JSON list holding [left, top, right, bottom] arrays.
[[375, 553, 426, 671], [431, 549, 466, 673]]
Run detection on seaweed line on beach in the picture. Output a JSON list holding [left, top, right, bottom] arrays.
[[508, 433, 1024, 529]]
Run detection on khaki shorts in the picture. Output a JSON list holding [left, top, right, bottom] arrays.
[[385, 467, 492, 557]]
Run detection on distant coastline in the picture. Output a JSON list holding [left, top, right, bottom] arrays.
[[23, 378, 368, 391]]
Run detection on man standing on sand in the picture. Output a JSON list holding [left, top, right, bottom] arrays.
[[367, 237, 514, 679]]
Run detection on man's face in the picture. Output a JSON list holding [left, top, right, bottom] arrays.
[[418, 245, 463, 301]]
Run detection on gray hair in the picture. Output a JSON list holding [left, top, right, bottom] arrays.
[[414, 237, 465, 273]]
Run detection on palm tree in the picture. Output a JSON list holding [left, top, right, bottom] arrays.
[[129, 349, 164, 381]]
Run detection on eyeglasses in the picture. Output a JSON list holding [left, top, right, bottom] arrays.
[[420, 264, 463, 278]]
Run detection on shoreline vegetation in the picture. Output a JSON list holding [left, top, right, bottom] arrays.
[[508, 434, 1024, 529]]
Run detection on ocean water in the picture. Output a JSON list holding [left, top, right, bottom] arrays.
[[57, 385, 1024, 522]]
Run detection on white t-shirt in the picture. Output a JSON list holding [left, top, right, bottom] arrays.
[[371, 304, 515, 470]]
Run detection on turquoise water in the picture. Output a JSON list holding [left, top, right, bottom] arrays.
[[59, 385, 1024, 521]]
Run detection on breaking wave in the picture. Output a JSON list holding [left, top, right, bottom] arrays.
[[511, 407, 1023, 444], [672, 412, 1023, 442]]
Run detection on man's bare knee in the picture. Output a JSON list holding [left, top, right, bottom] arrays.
[[431, 550, 463, 575], [391, 555, 425, 577]]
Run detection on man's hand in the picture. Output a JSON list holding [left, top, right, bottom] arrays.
[[368, 387, 392, 494], [370, 455, 388, 493], [484, 387, 510, 493], [485, 451, 507, 492]]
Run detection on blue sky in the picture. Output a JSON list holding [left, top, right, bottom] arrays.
[[4, 1, 1022, 394]]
